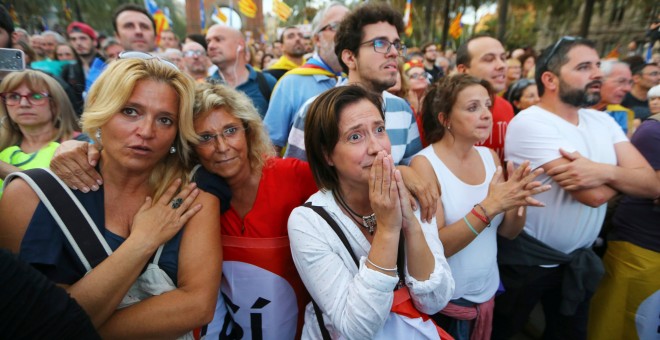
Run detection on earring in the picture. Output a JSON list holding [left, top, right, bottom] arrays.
[[447, 124, 451, 131], [169, 146, 176, 154], [95, 128, 102, 143]]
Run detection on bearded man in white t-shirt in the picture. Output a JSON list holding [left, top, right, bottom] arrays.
[[492, 37, 660, 340]]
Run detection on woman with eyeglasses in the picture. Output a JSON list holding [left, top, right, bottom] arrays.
[[411, 74, 549, 340], [0, 69, 84, 197], [191, 83, 318, 338], [289, 85, 454, 339], [404, 60, 431, 113], [49, 82, 318, 338], [388, 59, 429, 147], [0, 57, 222, 339], [506, 78, 540, 114]]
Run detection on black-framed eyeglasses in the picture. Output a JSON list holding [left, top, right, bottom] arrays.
[[1, 92, 51, 106], [197, 125, 247, 146], [184, 50, 206, 57], [318, 22, 339, 33], [541, 36, 578, 71], [118, 51, 180, 71], [360, 38, 407, 56]]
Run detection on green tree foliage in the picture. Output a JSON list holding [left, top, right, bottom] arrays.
[[7, 0, 187, 40]]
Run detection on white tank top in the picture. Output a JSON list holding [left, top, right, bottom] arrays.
[[416, 145, 503, 303]]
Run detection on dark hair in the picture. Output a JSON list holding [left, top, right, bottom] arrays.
[[622, 55, 645, 74], [112, 4, 156, 34], [421, 42, 436, 54], [260, 53, 274, 70], [506, 78, 536, 113], [456, 34, 497, 68], [186, 34, 207, 50], [279, 26, 298, 43], [517, 51, 536, 67], [421, 74, 493, 144], [305, 85, 384, 192], [630, 62, 658, 75], [0, 5, 14, 48], [535, 37, 595, 96], [334, 3, 404, 74]]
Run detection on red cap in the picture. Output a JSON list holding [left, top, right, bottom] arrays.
[[67, 22, 97, 40]]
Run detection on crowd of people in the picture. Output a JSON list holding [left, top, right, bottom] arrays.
[[0, 2, 659, 340]]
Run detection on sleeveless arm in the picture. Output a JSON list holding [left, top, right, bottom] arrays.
[[97, 192, 222, 338]]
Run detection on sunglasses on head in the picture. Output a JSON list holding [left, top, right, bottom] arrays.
[[118, 51, 180, 71], [540, 36, 578, 72]]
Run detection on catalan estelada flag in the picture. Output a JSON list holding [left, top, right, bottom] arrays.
[[144, 0, 170, 44], [273, 0, 292, 22], [403, 0, 413, 37], [449, 12, 462, 39], [238, 0, 257, 19]]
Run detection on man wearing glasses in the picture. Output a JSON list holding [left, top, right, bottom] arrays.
[[264, 2, 349, 154], [494, 37, 659, 340], [592, 60, 635, 136], [621, 61, 660, 121], [284, 2, 422, 167], [420, 42, 444, 82], [181, 41, 210, 83]]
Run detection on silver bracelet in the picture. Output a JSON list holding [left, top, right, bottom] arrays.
[[366, 257, 398, 272]]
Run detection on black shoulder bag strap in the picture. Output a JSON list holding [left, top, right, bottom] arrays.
[[6, 168, 111, 271], [302, 203, 405, 340], [255, 71, 272, 102]]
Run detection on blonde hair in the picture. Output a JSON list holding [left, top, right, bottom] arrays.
[[0, 69, 79, 150], [193, 83, 274, 171], [81, 58, 196, 201]]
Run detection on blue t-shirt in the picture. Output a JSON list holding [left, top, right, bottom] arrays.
[[209, 65, 276, 118]]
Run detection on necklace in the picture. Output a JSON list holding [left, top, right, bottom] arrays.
[[333, 191, 377, 235]]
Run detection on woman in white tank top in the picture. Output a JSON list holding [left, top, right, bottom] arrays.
[[410, 74, 550, 340]]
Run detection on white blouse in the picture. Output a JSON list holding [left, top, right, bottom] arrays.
[[288, 190, 454, 339]]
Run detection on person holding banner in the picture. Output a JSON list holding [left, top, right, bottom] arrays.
[[288, 85, 454, 339]]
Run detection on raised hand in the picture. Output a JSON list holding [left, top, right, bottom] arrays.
[[129, 179, 203, 252], [369, 151, 402, 235], [50, 141, 103, 192]]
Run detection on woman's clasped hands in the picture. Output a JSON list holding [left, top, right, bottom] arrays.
[[369, 151, 421, 235]]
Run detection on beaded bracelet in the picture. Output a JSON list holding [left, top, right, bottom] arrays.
[[474, 203, 492, 226], [366, 257, 398, 272], [470, 208, 490, 226], [463, 216, 479, 236]]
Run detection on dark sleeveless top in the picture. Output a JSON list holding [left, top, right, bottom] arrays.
[[19, 187, 183, 285]]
